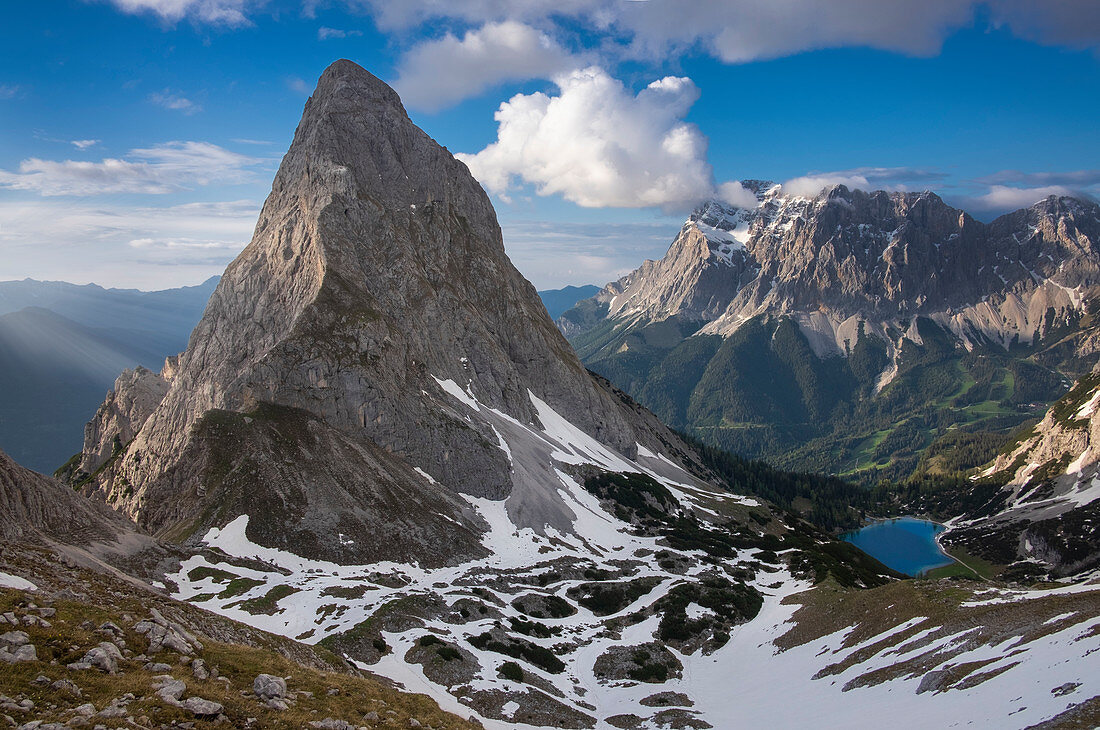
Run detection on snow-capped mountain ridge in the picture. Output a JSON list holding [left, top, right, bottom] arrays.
[[566, 185, 1100, 365]]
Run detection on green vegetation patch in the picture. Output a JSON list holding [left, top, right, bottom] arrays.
[[566, 576, 663, 616], [509, 617, 560, 638], [187, 566, 240, 583], [583, 471, 680, 525], [218, 576, 265, 599], [498, 661, 524, 682], [468, 632, 565, 674], [511, 593, 576, 619], [237, 584, 300, 615], [654, 575, 762, 647], [321, 585, 373, 600]]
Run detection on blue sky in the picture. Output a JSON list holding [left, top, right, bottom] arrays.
[[1, 0, 1098, 290]]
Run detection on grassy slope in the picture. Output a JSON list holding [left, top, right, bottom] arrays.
[[0, 542, 479, 730]]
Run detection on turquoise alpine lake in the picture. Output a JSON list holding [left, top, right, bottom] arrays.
[[841, 517, 955, 577]]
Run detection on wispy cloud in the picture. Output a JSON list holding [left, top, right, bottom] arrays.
[[0, 85, 21, 100], [500, 218, 678, 288], [781, 166, 948, 197], [974, 169, 1100, 187], [0, 199, 259, 288], [104, 0, 253, 27], [361, 1, 1100, 63], [318, 27, 362, 40], [149, 89, 201, 114], [285, 76, 310, 94], [70, 139, 100, 150], [0, 141, 261, 196], [965, 184, 1096, 213], [957, 168, 1100, 214], [94, 0, 1100, 65]]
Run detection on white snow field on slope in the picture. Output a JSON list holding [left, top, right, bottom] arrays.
[[168, 379, 1100, 729]]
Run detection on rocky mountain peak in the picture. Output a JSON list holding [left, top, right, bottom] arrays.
[[577, 184, 1100, 345], [75, 60, 701, 565]]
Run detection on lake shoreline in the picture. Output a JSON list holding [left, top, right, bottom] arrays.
[[841, 516, 957, 577]]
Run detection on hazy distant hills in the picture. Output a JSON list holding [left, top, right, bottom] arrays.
[[0, 277, 219, 472], [537, 284, 600, 319]]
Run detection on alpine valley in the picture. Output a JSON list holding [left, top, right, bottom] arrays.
[[1, 61, 1099, 730]]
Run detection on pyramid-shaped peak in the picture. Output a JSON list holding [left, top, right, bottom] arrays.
[[311, 59, 406, 114]]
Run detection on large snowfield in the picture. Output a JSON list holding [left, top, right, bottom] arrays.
[[169, 378, 1100, 729]]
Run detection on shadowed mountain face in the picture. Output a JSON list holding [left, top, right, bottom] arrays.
[[0, 277, 219, 344], [0, 276, 217, 472], [74, 60, 703, 566]]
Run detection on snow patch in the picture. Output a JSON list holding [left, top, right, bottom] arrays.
[[0, 572, 36, 591]]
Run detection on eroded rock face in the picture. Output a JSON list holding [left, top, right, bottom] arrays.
[[78, 60, 696, 565], [80, 366, 170, 476], [950, 367, 1100, 577], [0, 448, 138, 546]]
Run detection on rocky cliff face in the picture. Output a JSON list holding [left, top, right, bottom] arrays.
[[75, 60, 702, 566], [0, 447, 148, 555], [945, 368, 1100, 578], [566, 185, 1100, 360]]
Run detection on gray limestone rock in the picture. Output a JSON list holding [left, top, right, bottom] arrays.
[[0, 631, 29, 650], [252, 674, 286, 700], [80, 644, 119, 674], [1, 645, 36, 663], [567, 188, 1100, 358], [79, 366, 170, 477], [75, 59, 705, 567], [181, 697, 223, 717], [152, 676, 186, 706], [50, 679, 81, 698]]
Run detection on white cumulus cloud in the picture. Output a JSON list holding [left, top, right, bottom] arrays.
[[393, 21, 577, 112], [457, 67, 717, 210], [0, 141, 261, 196]]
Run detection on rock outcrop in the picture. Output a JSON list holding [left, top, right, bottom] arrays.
[[947, 367, 1100, 578], [0, 448, 142, 548], [79, 365, 171, 477], [75, 60, 701, 566]]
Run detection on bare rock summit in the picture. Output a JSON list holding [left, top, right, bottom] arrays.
[[75, 60, 699, 566]]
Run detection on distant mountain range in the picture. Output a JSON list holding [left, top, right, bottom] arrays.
[[0, 277, 219, 472], [537, 284, 600, 319], [561, 184, 1100, 483]]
